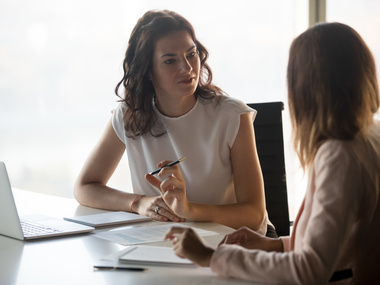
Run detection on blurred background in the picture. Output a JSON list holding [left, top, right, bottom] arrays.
[[1, 0, 379, 220]]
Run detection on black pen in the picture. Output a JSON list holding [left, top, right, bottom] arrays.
[[149, 157, 186, 175], [93, 265, 147, 271]]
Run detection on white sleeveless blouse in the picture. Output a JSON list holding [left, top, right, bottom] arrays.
[[112, 95, 256, 205]]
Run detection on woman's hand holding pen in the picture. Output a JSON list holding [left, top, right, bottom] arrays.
[[145, 159, 190, 219]]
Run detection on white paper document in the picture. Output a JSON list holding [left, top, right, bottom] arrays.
[[94, 223, 218, 246], [119, 245, 196, 267]]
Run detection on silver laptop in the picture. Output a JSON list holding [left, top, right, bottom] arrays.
[[0, 161, 94, 240]]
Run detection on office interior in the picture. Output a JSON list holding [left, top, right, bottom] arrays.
[[1, 0, 380, 222]]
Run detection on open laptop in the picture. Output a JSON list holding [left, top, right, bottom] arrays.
[[0, 161, 94, 240]]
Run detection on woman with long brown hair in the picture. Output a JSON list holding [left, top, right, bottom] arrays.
[[165, 22, 380, 284], [74, 10, 269, 233]]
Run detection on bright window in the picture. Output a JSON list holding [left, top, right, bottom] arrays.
[[0, 0, 307, 219]]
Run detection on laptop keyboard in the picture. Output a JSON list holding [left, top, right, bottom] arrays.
[[21, 221, 61, 237]]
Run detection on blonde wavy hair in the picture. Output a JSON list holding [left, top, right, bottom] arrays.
[[287, 23, 380, 169]]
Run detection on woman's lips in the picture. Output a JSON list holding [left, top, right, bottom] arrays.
[[178, 77, 194, 84]]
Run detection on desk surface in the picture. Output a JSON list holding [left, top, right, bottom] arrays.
[[0, 189, 259, 285]]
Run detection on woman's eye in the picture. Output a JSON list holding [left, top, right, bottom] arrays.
[[164, 59, 175, 64], [187, 52, 196, 57]]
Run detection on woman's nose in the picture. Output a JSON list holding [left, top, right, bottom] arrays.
[[179, 58, 192, 73]]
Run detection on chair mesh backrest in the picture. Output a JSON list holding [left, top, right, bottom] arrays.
[[248, 102, 290, 236]]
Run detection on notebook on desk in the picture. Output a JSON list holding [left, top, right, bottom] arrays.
[[0, 161, 94, 240], [64, 211, 151, 228]]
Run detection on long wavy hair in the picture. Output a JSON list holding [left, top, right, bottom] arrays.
[[287, 22, 380, 169], [115, 10, 226, 139]]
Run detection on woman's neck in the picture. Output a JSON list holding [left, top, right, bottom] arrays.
[[155, 95, 196, 117]]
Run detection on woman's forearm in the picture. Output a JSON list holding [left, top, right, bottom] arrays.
[[74, 182, 139, 212], [184, 201, 266, 230]]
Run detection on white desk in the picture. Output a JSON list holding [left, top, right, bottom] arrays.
[[0, 189, 259, 285]]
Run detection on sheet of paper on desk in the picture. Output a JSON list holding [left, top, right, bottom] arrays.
[[119, 245, 196, 267], [94, 223, 218, 246]]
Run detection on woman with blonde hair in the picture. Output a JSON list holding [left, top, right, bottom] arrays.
[[165, 22, 380, 284]]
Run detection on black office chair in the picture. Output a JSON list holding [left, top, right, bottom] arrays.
[[247, 102, 290, 236]]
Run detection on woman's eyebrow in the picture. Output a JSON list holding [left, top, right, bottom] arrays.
[[160, 45, 196, 58], [187, 45, 196, 51]]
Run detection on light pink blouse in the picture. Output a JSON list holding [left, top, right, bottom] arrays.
[[211, 121, 380, 284]]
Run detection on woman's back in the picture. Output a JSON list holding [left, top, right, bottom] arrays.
[[296, 120, 380, 284], [345, 121, 380, 283]]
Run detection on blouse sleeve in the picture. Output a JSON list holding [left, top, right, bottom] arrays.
[[280, 236, 291, 252], [219, 96, 257, 149], [111, 103, 127, 144], [210, 141, 362, 284]]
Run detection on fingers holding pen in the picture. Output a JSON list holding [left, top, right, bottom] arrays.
[[157, 163, 184, 182], [145, 161, 185, 197], [150, 157, 186, 178], [160, 175, 185, 194], [145, 174, 162, 193], [145, 158, 188, 217], [156, 159, 171, 169], [145, 173, 183, 197]]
